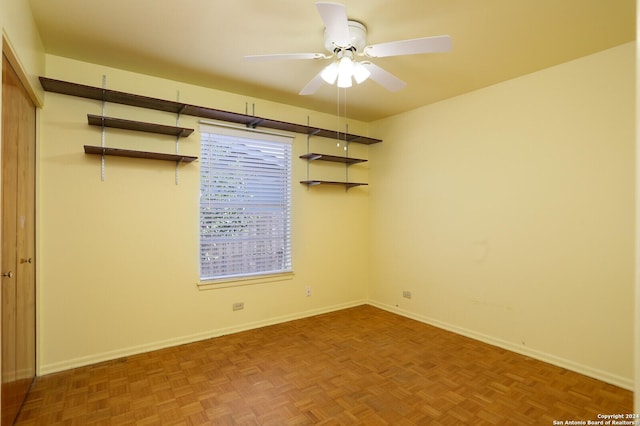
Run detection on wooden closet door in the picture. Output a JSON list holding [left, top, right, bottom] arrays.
[[1, 55, 19, 425], [1, 53, 36, 425], [14, 53, 36, 408]]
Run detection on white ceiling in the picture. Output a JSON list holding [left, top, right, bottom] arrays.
[[28, 0, 635, 122]]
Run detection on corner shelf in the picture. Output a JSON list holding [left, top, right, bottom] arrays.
[[40, 77, 382, 145], [299, 153, 367, 165], [87, 114, 194, 137], [84, 145, 197, 163], [300, 180, 368, 189]]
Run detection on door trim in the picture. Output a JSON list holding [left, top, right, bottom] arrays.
[[2, 35, 43, 108]]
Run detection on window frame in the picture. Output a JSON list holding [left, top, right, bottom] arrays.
[[198, 123, 293, 285]]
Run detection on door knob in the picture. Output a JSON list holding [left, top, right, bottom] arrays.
[[20, 258, 32, 264], [1, 271, 13, 278]]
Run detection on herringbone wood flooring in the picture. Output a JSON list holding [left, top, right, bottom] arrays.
[[16, 305, 632, 425]]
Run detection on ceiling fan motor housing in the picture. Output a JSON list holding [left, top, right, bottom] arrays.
[[324, 20, 367, 53]]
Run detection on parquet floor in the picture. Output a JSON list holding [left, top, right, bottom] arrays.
[[16, 305, 633, 425]]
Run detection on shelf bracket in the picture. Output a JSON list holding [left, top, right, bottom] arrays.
[[101, 74, 107, 182], [175, 90, 181, 185], [305, 116, 312, 189], [247, 118, 264, 129]]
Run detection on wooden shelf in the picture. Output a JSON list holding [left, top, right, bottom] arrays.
[[84, 145, 197, 163], [300, 153, 367, 165], [87, 114, 194, 137], [40, 77, 383, 145], [41, 77, 185, 113], [300, 180, 368, 189]]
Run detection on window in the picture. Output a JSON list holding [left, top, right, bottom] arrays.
[[199, 124, 292, 281]]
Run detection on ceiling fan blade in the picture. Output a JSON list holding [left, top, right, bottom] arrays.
[[316, 2, 350, 48], [365, 35, 452, 58], [299, 71, 326, 95], [361, 62, 406, 92], [244, 53, 326, 61]]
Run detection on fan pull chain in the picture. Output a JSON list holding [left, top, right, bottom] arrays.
[[343, 88, 348, 151], [336, 84, 341, 147]]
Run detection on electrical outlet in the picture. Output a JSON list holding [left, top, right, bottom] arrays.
[[402, 291, 412, 299], [305, 286, 311, 297], [232, 302, 244, 311]]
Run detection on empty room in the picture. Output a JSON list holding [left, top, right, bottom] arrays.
[[1, 0, 638, 424]]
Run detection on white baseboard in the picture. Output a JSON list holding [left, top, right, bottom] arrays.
[[367, 300, 634, 391], [39, 298, 634, 392], [38, 299, 367, 376]]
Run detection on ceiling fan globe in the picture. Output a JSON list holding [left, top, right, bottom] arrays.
[[320, 62, 339, 84]]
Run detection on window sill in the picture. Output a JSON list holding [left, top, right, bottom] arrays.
[[197, 271, 294, 290]]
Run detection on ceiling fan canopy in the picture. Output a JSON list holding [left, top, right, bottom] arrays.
[[244, 2, 452, 95], [324, 20, 367, 54]]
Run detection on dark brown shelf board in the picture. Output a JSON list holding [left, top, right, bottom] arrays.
[[300, 180, 368, 189], [40, 77, 383, 145], [84, 145, 197, 163], [87, 114, 194, 137], [41, 77, 185, 113], [300, 153, 367, 164]]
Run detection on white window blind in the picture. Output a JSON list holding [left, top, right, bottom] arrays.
[[199, 124, 292, 281]]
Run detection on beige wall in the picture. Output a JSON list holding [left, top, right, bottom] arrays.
[[369, 43, 635, 390], [37, 55, 371, 373]]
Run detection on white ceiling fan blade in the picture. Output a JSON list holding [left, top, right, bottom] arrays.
[[245, 53, 326, 61], [361, 62, 406, 92], [299, 71, 326, 95], [365, 35, 452, 58], [316, 2, 350, 48]]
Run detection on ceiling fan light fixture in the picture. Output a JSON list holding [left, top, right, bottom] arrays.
[[337, 56, 354, 76], [336, 56, 354, 87], [320, 62, 339, 84], [337, 71, 352, 88], [353, 62, 370, 84]]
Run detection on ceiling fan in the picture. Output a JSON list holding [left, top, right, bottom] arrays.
[[244, 2, 452, 95]]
